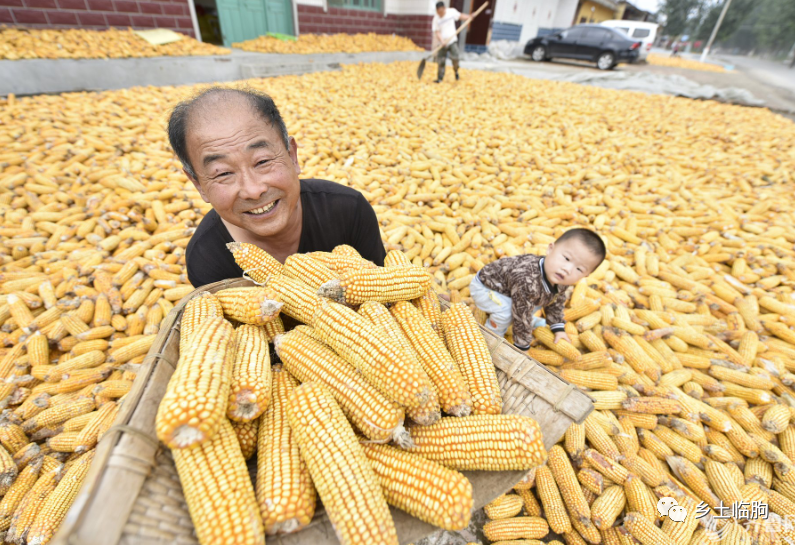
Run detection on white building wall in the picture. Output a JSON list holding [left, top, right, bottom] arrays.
[[491, 0, 579, 43], [384, 0, 435, 15], [552, 0, 578, 28]]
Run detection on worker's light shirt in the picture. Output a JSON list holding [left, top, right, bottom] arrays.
[[432, 8, 461, 44]]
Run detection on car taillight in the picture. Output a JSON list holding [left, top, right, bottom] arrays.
[[630, 42, 641, 50], [646, 43, 652, 50]]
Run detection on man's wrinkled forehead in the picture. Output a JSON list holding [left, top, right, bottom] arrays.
[[187, 92, 255, 132]]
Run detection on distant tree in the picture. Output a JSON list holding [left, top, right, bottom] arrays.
[[753, 0, 795, 52], [695, 0, 756, 42], [658, 0, 704, 35]]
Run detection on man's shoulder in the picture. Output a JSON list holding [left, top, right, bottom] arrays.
[[186, 209, 223, 257], [300, 179, 366, 204]]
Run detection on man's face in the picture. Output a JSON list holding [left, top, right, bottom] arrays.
[[436, 6, 446, 17], [185, 100, 301, 240], [544, 238, 602, 286]]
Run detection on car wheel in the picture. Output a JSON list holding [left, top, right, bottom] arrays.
[[597, 52, 615, 70], [531, 45, 547, 62]]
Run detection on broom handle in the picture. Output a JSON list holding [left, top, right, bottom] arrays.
[[428, 1, 489, 57]]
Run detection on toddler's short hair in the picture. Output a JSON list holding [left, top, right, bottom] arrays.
[[555, 228, 606, 264]]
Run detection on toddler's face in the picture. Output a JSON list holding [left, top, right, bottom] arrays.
[[544, 239, 602, 285]]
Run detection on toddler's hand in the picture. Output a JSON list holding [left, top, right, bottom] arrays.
[[554, 331, 571, 344]]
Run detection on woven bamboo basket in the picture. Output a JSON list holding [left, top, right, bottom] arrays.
[[52, 278, 594, 545]]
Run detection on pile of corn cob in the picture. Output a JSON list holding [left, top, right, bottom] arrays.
[[156, 243, 548, 545], [0, 27, 230, 60], [645, 53, 727, 72], [233, 33, 423, 54], [1, 63, 794, 543]]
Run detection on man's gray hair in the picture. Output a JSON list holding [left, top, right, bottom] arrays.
[[167, 87, 289, 179]]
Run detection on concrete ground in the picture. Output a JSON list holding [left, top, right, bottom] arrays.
[[459, 50, 795, 119], [0, 48, 426, 96]]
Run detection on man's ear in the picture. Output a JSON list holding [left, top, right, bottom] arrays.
[[185, 169, 210, 204], [288, 136, 301, 176]]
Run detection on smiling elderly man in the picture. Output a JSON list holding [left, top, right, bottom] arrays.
[[168, 88, 386, 287]]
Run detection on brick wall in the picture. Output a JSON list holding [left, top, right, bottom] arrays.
[[297, 4, 432, 49], [0, 0, 195, 37]]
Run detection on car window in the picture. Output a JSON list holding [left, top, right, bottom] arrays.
[[632, 28, 651, 38], [596, 29, 613, 41], [565, 27, 586, 39], [616, 27, 630, 35]]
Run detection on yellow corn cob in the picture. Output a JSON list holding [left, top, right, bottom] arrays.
[[256, 367, 315, 534], [0, 422, 29, 454], [703, 459, 743, 506], [560, 369, 618, 391], [332, 244, 362, 258], [287, 382, 398, 545], [411, 289, 442, 337], [53, 364, 114, 394], [226, 241, 283, 282], [358, 302, 440, 426], [533, 327, 582, 361], [6, 457, 63, 544], [761, 404, 790, 433], [583, 448, 630, 485], [483, 517, 549, 541], [26, 450, 95, 545], [173, 418, 264, 545], [230, 418, 258, 460], [261, 316, 284, 342], [34, 348, 104, 382], [275, 328, 409, 444], [0, 445, 17, 495], [228, 324, 271, 422], [406, 415, 546, 471], [513, 467, 536, 490], [440, 302, 502, 415], [179, 291, 224, 356], [527, 348, 565, 366], [484, 493, 523, 521], [265, 274, 325, 325], [26, 332, 49, 368], [621, 396, 682, 415], [383, 248, 413, 267], [516, 487, 542, 517], [654, 425, 704, 465], [156, 316, 234, 449], [583, 413, 622, 461], [7, 294, 36, 333], [72, 401, 117, 453], [666, 456, 721, 509], [306, 251, 377, 273], [361, 442, 472, 531], [591, 485, 626, 530], [282, 253, 339, 290], [579, 330, 607, 352], [320, 265, 430, 305], [622, 474, 657, 523], [106, 334, 156, 363], [215, 286, 282, 326], [564, 422, 586, 461], [23, 397, 95, 434], [92, 379, 132, 399], [0, 460, 41, 531], [390, 301, 472, 416], [536, 464, 572, 534], [313, 301, 433, 410], [744, 457, 773, 487], [565, 299, 601, 322], [709, 365, 774, 389], [47, 431, 81, 452], [623, 512, 676, 545]]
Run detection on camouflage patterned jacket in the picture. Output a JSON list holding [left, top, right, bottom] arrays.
[[476, 254, 570, 349]]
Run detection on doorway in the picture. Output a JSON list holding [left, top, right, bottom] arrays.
[[213, 0, 295, 47], [450, 0, 495, 50]]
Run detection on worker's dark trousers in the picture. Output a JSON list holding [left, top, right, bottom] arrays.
[[437, 42, 461, 80]]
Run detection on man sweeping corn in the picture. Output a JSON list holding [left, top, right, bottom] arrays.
[[168, 88, 386, 287], [432, 1, 472, 83]]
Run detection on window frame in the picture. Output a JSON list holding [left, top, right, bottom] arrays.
[[327, 0, 382, 12]]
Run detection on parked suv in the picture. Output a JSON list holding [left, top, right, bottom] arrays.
[[524, 25, 641, 70], [601, 20, 658, 61]]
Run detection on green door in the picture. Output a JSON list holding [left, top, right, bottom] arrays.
[[217, 0, 294, 47], [264, 0, 294, 36]]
